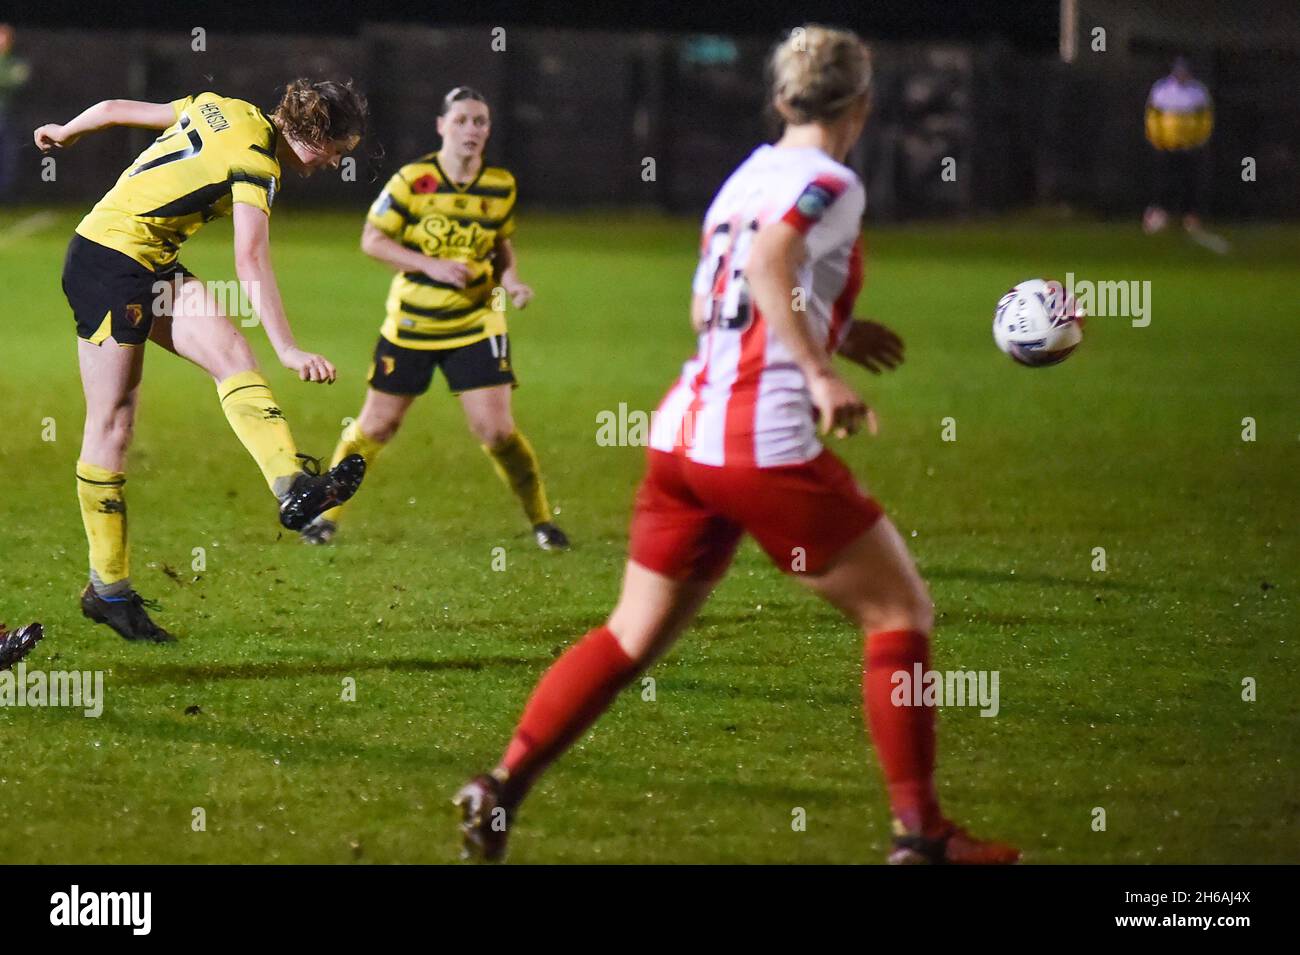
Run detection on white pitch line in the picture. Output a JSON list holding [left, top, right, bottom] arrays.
[[0, 210, 60, 249]]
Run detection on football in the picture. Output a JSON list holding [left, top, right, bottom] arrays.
[[993, 278, 1084, 366]]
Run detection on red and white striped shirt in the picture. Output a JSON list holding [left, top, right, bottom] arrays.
[[650, 145, 865, 468]]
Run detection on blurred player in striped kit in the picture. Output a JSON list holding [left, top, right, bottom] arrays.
[[454, 25, 1020, 865], [1143, 57, 1227, 252]]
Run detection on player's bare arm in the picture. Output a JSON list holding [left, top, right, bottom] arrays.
[[233, 203, 335, 384], [494, 237, 532, 308], [359, 221, 469, 288], [746, 219, 873, 438], [33, 99, 176, 151], [690, 292, 708, 333]]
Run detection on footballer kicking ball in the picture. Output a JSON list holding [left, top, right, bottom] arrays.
[[993, 279, 1084, 367]]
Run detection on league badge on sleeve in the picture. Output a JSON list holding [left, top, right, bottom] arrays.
[[796, 181, 835, 221]]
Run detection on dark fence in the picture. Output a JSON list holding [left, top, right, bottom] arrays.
[[3, 24, 1296, 219]]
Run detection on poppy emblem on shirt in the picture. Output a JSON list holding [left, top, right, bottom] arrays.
[[411, 174, 439, 194]]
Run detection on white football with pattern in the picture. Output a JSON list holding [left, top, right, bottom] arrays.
[[993, 278, 1083, 367]]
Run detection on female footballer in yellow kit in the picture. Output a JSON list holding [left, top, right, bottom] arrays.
[[300, 86, 569, 552], [34, 80, 370, 642]]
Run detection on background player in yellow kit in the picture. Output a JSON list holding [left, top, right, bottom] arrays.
[[34, 80, 370, 642], [1142, 56, 1225, 252], [301, 86, 568, 551]]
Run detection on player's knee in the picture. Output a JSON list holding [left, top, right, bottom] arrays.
[[863, 587, 934, 635], [108, 418, 135, 453], [359, 409, 403, 443], [605, 607, 662, 665], [208, 337, 257, 380], [369, 419, 401, 443], [475, 421, 515, 450], [89, 405, 135, 454]]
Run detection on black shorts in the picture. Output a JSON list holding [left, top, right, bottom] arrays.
[[367, 334, 517, 396], [1154, 147, 1205, 215], [62, 234, 192, 346]]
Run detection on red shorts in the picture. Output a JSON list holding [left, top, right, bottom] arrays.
[[629, 449, 884, 581]]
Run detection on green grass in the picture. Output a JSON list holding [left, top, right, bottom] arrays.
[[1, 206, 1296, 863]]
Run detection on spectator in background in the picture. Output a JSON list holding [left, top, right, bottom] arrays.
[[1142, 57, 1222, 248], [0, 23, 31, 201]]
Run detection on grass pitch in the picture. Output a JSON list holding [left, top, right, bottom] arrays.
[[1, 206, 1296, 863]]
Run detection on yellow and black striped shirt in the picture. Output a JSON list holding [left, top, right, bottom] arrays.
[[1145, 77, 1213, 152], [366, 155, 517, 350], [77, 92, 280, 271]]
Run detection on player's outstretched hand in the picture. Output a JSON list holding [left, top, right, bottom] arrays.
[[34, 124, 81, 151], [505, 281, 533, 309], [809, 369, 874, 439], [280, 348, 337, 384], [837, 318, 904, 374], [423, 259, 470, 288]]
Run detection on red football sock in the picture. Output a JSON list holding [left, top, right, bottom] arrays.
[[497, 626, 637, 804], [864, 628, 943, 834]]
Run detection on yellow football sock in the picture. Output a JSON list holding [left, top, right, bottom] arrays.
[[483, 430, 552, 526], [318, 420, 389, 524], [76, 460, 130, 595], [217, 371, 300, 497]]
